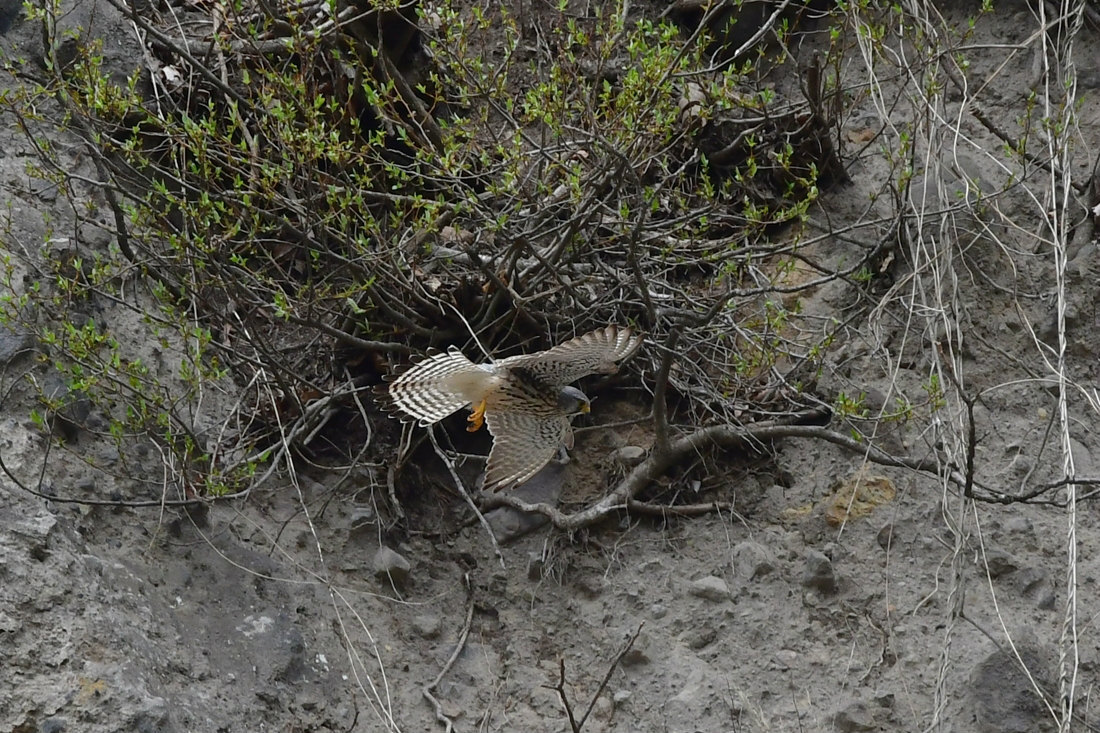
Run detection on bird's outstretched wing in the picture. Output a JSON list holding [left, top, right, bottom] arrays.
[[383, 347, 492, 426], [482, 410, 571, 492], [498, 325, 643, 387]]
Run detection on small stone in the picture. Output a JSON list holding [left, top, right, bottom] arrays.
[[526, 553, 545, 581], [876, 524, 896, 551], [689, 575, 730, 602], [682, 626, 717, 650], [620, 632, 653, 667], [664, 667, 708, 723], [573, 574, 605, 599], [298, 477, 326, 499], [773, 649, 798, 669], [732, 541, 775, 580], [0, 322, 34, 366], [96, 446, 119, 466], [12, 512, 57, 540], [649, 603, 668, 620], [1037, 311, 1059, 346], [1070, 439, 1093, 476], [411, 614, 441, 639], [1008, 453, 1034, 479], [802, 550, 837, 594], [983, 549, 1019, 578], [1016, 567, 1055, 610], [40, 717, 67, 733], [40, 370, 92, 441], [372, 546, 411, 588], [349, 506, 375, 525], [612, 446, 646, 468], [0, 610, 20, 633], [348, 506, 376, 539], [483, 462, 565, 542], [970, 645, 1053, 733], [592, 696, 613, 719], [833, 700, 877, 732], [612, 689, 631, 705]]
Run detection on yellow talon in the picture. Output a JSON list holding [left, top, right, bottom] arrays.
[[467, 399, 487, 432]]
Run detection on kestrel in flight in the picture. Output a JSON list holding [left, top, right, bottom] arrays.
[[382, 325, 643, 492]]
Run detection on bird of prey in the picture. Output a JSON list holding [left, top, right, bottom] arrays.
[[382, 325, 643, 492]]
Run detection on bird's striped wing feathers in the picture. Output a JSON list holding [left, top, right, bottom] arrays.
[[384, 347, 485, 426], [500, 325, 643, 386], [482, 410, 570, 492]]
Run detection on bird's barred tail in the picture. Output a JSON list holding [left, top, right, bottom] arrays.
[[383, 347, 484, 426]]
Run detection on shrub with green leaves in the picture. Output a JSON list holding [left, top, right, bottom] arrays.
[[2, 0, 848, 498]]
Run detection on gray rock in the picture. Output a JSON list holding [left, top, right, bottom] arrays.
[[732, 541, 775, 580], [983, 548, 1019, 578], [612, 445, 646, 468], [411, 613, 441, 639], [1003, 515, 1035, 536], [969, 645, 1055, 733], [1070, 438, 1093, 476], [1007, 453, 1034, 480], [40, 370, 91, 441], [0, 321, 34, 365], [526, 552, 545, 580], [688, 575, 730, 602], [681, 626, 717, 650], [483, 461, 565, 542], [832, 699, 878, 731], [235, 611, 306, 683], [372, 545, 411, 588], [0, 0, 20, 35], [1037, 311, 1059, 347], [11, 511, 57, 541], [663, 666, 708, 729], [876, 523, 896, 551], [620, 632, 653, 667], [802, 550, 838, 594], [1016, 567, 1055, 610], [348, 506, 376, 539], [619, 647, 651, 667], [125, 694, 174, 733], [349, 505, 375, 525], [1069, 242, 1098, 277], [0, 610, 20, 633], [773, 649, 798, 669], [40, 717, 67, 733]]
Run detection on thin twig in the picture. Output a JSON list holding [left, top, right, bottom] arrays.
[[549, 659, 581, 733], [545, 622, 645, 733], [577, 623, 645, 729], [422, 573, 474, 733], [427, 428, 505, 568]]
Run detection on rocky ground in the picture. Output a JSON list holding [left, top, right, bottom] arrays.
[[3, 0, 1100, 731]]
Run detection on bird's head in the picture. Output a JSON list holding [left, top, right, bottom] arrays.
[[558, 385, 591, 416]]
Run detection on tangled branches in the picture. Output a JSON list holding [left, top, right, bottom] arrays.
[[3, 0, 852, 499]]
